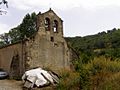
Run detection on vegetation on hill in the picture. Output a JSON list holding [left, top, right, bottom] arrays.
[[56, 56, 120, 90], [65, 28, 120, 61], [60, 28, 120, 90]]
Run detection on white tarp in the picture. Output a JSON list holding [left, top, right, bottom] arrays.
[[22, 68, 59, 88]]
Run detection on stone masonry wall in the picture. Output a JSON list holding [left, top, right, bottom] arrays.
[[25, 33, 68, 71], [25, 10, 71, 71], [0, 42, 24, 78], [0, 10, 71, 78]]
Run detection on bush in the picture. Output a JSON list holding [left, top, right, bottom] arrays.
[[72, 59, 91, 90], [85, 56, 120, 74], [58, 56, 120, 90], [56, 69, 80, 90], [98, 72, 120, 90], [84, 56, 120, 89]]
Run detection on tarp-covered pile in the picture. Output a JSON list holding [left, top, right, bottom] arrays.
[[22, 68, 59, 89]]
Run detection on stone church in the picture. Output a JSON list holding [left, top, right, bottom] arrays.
[[0, 9, 71, 78]]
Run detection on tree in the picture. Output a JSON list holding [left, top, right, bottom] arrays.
[[19, 12, 37, 39], [8, 12, 37, 43], [0, 33, 10, 45], [0, 12, 37, 47], [8, 26, 21, 43]]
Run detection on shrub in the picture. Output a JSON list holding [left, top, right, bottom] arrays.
[[84, 56, 120, 89], [56, 69, 80, 90], [85, 56, 120, 74], [60, 56, 120, 90], [98, 72, 120, 90], [72, 59, 91, 90]]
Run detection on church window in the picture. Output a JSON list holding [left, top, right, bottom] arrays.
[[53, 20, 58, 33], [45, 18, 50, 31], [50, 37, 54, 42]]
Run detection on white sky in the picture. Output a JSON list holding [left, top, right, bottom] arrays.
[[1, 0, 120, 36]]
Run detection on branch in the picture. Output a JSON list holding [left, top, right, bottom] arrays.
[[0, 2, 2, 5], [0, 9, 7, 15], [0, 0, 8, 15], [2, 0, 8, 8]]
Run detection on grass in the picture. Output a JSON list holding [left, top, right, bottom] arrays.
[[84, 56, 120, 90], [56, 69, 80, 90]]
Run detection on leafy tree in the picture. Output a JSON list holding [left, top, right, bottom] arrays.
[[8, 26, 21, 43], [9, 12, 37, 42], [0, 12, 37, 46], [19, 12, 37, 39], [0, 41, 4, 47], [0, 33, 10, 45]]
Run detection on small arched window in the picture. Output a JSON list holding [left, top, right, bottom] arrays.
[[45, 18, 50, 31], [53, 20, 58, 33]]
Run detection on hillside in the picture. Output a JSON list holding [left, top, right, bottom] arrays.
[[65, 28, 120, 61], [60, 28, 120, 90]]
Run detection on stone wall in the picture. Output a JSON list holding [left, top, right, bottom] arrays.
[[0, 9, 71, 78], [25, 10, 71, 71], [25, 32, 70, 71], [0, 42, 24, 77]]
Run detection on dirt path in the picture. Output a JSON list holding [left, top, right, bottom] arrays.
[[0, 80, 54, 90], [0, 79, 22, 90]]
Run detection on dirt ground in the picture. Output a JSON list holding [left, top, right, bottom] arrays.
[[0, 79, 22, 90], [0, 80, 54, 90]]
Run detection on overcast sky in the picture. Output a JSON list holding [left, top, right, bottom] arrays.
[[0, 0, 120, 37]]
